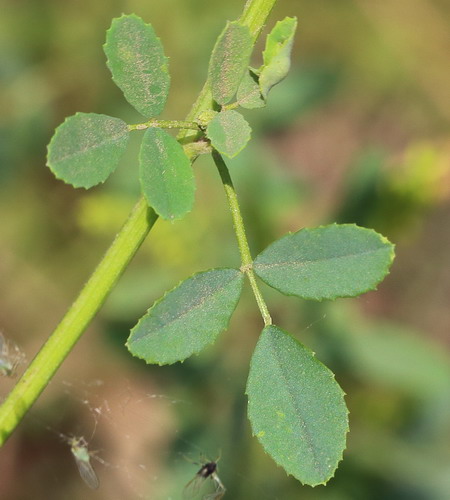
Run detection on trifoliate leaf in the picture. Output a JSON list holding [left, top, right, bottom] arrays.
[[247, 325, 348, 486], [206, 110, 251, 158], [47, 113, 129, 188], [127, 269, 244, 365], [104, 14, 170, 117], [253, 224, 395, 300], [208, 21, 253, 105], [260, 17, 297, 99], [139, 128, 195, 220]]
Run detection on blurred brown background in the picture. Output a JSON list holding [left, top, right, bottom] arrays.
[[1, 0, 450, 499]]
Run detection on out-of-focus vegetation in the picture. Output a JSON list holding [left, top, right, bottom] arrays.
[[1, 0, 449, 498]]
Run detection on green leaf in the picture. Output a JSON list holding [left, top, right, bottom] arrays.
[[104, 14, 170, 117], [260, 17, 297, 99], [247, 325, 348, 486], [127, 269, 244, 365], [139, 128, 195, 220], [46, 113, 129, 189], [208, 21, 253, 105], [206, 110, 251, 158], [236, 69, 266, 109], [253, 224, 395, 301]]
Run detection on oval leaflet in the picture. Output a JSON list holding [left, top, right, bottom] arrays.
[[127, 268, 244, 365], [104, 14, 170, 117], [139, 128, 195, 220], [247, 325, 349, 486], [208, 21, 253, 105], [47, 113, 129, 189], [206, 110, 252, 159], [253, 224, 395, 301]]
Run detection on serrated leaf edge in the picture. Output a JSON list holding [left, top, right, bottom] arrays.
[[126, 267, 244, 365], [259, 16, 298, 99], [103, 13, 170, 118], [236, 69, 266, 109], [206, 110, 252, 159], [138, 127, 196, 221], [262, 17, 298, 66], [208, 21, 253, 105], [253, 223, 395, 301], [46, 112, 129, 189], [246, 325, 350, 486]]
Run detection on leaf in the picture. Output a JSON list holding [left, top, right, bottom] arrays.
[[206, 110, 251, 158], [127, 269, 244, 365], [208, 21, 253, 105], [104, 14, 170, 117], [253, 224, 395, 301], [46, 113, 129, 188], [260, 17, 297, 99], [139, 128, 195, 220], [246, 325, 348, 486], [236, 69, 266, 109]]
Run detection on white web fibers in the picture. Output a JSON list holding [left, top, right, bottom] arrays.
[[1, 315, 326, 499], [52, 378, 187, 499], [0, 338, 217, 499], [0, 331, 26, 378], [45, 379, 233, 500]]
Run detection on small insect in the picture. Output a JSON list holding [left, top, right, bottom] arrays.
[[0, 332, 26, 377], [183, 457, 226, 500], [67, 436, 100, 489]]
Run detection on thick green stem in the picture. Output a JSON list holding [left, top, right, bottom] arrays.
[[128, 119, 200, 132], [0, 0, 278, 446], [0, 198, 157, 444], [240, 0, 277, 40], [213, 152, 272, 326]]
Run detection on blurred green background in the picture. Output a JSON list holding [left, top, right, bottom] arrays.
[[1, 0, 450, 499]]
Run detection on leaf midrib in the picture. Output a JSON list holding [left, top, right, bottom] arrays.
[[255, 245, 389, 270], [265, 332, 323, 477], [132, 272, 241, 341], [53, 130, 127, 164]]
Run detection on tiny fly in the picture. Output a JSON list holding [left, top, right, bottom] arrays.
[[183, 457, 226, 500], [67, 436, 100, 489]]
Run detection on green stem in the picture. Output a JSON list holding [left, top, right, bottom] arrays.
[[213, 151, 272, 326], [178, 0, 277, 143], [0, 0, 278, 446], [128, 119, 200, 132], [221, 102, 240, 111], [240, 0, 277, 40], [0, 198, 157, 445]]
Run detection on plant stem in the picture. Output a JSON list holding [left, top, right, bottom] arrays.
[[0, 0, 278, 446], [222, 102, 240, 111], [0, 198, 157, 445], [128, 119, 200, 132], [178, 0, 277, 143], [213, 152, 272, 326], [240, 0, 277, 40]]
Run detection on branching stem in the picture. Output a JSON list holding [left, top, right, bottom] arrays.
[[0, 0, 277, 446], [213, 152, 272, 326]]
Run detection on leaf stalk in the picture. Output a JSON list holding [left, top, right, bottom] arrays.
[[213, 151, 272, 326], [128, 119, 200, 131], [0, 0, 277, 446]]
